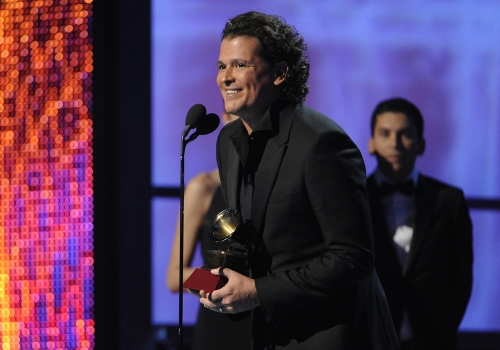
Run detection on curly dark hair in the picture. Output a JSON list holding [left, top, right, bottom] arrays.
[[221, 11, 310, 105], [370, 97, 424, 139]]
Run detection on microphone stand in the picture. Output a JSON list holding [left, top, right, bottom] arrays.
[[178, 112, 219, 350], [178, 127, 200, 350], [178, 129, 189, 350]]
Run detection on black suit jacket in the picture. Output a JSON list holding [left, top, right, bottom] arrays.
[[367, 174, 473, 349], [216, 104, 398, 349]]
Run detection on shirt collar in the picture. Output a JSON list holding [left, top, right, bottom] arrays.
[[230, 104, 281, 165], [252, 107, 274, 132], [232, 104, 280, 143]]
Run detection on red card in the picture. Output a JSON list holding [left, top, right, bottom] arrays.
[[183, 268, 227, 293]]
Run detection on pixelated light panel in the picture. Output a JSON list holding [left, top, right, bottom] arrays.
[[0, 1, 94, 349]]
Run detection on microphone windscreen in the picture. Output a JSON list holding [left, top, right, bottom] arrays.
[[197, 113, 220, 135], [185, 104, 206, 127]]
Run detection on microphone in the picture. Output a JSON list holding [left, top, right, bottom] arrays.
[[182, 103, 206, 137], [185, 113, 220, 143], [197, 113, 220, 135]]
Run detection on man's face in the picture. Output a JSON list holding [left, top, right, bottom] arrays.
[[369, 112, 425, 181], [217, 36, 284, 122]]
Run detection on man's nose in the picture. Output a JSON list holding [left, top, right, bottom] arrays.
[[388, 133, 401, 148], [221, 67, 234, 86], [392, 134, 404, 149]]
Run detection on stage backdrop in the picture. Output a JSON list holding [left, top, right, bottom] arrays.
[[151, 0, 500, 332]]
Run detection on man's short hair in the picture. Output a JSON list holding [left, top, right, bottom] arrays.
[[370, 97, 424, 139], [222, 11, 310, 105]]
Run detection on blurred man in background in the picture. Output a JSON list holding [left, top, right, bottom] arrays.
[[367, 97, 473, 350]]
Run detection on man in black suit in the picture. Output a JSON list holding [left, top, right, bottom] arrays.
[[366, 97, 473, 349], [197, 11, 398, 349]]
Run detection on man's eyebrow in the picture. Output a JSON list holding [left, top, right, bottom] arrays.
[[376, 126, 414, 135], [218, 58, 252, 65], [217, 59, 233, 66]]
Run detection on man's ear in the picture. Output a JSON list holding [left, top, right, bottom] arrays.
[[417, 137, 426, 156], [368, 138, 375, 155], [273, 61, 288, 86]]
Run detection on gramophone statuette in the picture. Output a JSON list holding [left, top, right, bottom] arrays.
[[183, 209, 250, 293]]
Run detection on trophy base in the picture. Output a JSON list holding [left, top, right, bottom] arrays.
[[206, 249, 247, 272], [183, 267, 228, 293]]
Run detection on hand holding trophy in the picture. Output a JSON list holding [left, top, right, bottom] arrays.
[[183, 209, 250, 293]]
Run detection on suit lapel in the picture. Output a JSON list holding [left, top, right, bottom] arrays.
[[226, 142, 241, 210], [252, 105, 297, 234], [403, 175, 435, 275], [252, 138, 286, 234]]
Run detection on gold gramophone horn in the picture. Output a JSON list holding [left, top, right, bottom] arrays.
[[206, 209, 249, 273], [210, 208, 250, 242]]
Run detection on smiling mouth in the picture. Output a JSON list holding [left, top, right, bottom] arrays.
[[226, 89, 242, 96]]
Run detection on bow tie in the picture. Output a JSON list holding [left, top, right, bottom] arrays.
[[379, 180, 415, 197]]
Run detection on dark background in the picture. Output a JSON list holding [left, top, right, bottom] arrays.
[[93, 0, 151, 349]]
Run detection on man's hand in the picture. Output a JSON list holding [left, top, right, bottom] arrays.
[[199, 267, 260, 314]]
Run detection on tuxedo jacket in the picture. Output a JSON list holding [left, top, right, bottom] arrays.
[[216, 104, 398, 349], [367, 174, 473, 349]]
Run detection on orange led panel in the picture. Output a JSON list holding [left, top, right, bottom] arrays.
[[0, 0, 94, 349]]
